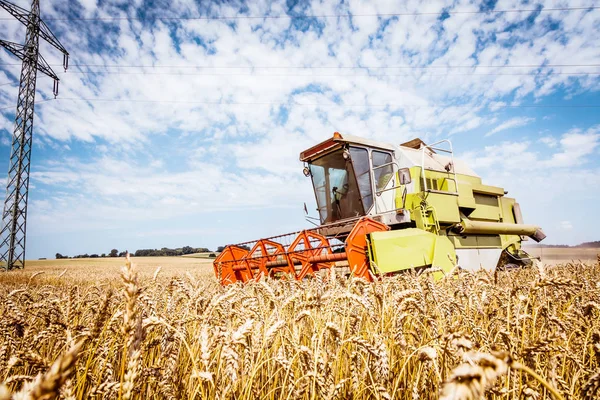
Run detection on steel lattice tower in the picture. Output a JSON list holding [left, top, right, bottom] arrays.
[[0, 0, 68, 271]]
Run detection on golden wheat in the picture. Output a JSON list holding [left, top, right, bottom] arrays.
[[0, 256, 599, 399]]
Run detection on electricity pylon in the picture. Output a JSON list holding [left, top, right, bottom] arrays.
[[0, 0, 69, 270]]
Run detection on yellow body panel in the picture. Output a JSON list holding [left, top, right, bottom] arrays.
[[468, 193, 501, 221], [422, 193, 461, 223], [449, 234, 503, 248], [457, 182, 476, 209], [392, 166, 527, 257], [368, 229, 456, 278]]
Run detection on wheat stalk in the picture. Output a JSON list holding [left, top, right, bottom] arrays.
[[1, 257, 595, 399]]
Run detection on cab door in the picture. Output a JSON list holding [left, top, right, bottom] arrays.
[[371, 150, 396, 215]]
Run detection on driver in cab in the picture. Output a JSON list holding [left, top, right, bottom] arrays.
[[331, 183, 349, 221]]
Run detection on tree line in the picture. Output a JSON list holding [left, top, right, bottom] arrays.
[[55, 246, 213, 259], [528, 240, 600, 248], [133, 246, 210, 257]]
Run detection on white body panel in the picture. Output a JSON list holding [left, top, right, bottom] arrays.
[[373, 175, 397, 215], [455, 248, 502, 271], [398, 147, 479, 177]]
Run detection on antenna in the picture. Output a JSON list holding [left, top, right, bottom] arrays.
[[0, 0, 69, 270]]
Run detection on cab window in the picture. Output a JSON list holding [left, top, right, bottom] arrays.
[[372, 151, 393, 192], [349, 147, 373, 212]]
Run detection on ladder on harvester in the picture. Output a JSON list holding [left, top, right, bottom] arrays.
[[420, 139, 459, 196], [418, 203, 440, 234]]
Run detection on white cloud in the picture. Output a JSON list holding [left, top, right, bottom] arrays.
[[485, 117, 535, 137], [28, 153, 313, 235], [2, 0, 594, 147], [0, 0, 599, 255], [488, 101, 507, 112], [149, 159, 164, 169], [545, 126, 600, 167], [539, 136, 557, 148], [463, 125, 600, 172], [461, 141, 536, 171]]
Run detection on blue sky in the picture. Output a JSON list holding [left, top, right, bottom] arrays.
[[0, 0, 599, 259]]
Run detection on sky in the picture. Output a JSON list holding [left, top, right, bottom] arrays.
[[0, 0, 599, 259]]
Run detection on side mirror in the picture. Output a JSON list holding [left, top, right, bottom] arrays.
[[398, 168, 411, 185]]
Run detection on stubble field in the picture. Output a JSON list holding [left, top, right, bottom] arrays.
[[12, 256, 216, 282], [525, 247, 600, 265], [0, 249, 599, 399]]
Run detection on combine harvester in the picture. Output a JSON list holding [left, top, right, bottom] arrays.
[[214, 133, 545, 285]]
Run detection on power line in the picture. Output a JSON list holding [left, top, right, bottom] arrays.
[[50, 71, 600, 77], [3, 64, 599, 78], [0, 98, 54, 111], [45, 97, 600, 109], [2, 62, 599, 70], [0, 6, 597, 22], [1, 97, 598, 111]]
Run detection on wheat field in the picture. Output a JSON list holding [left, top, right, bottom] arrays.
[[0, 255, 599, 399]]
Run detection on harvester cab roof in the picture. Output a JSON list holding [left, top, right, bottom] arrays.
[[214, 132, 546, 285]]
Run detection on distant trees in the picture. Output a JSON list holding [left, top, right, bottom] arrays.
[[217, 245, 248, 252], [578, 241, 600, 248], [133, 246, 210, 257], [58, 246, 214, 259], [72, 250, 125, 258], [531, 241, 600, 249]]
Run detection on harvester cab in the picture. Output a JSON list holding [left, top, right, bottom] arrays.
[[214, 132, 545, 285]]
